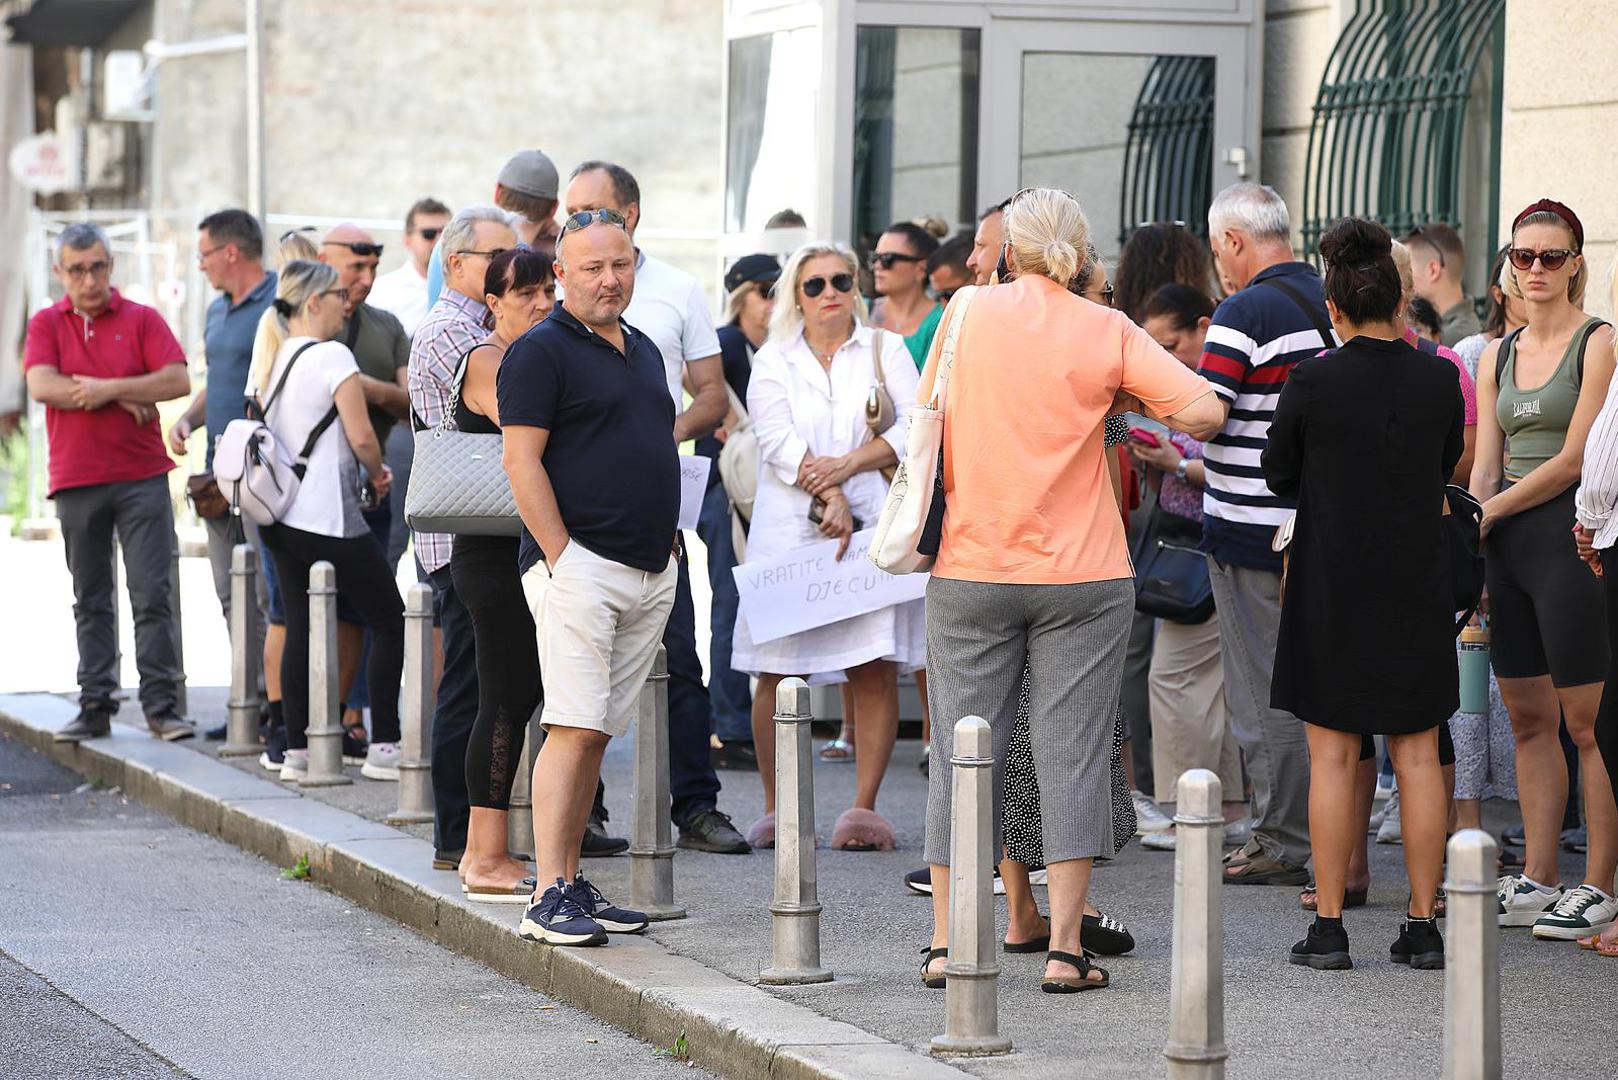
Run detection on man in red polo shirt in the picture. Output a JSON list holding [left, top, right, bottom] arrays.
[[24, 223, 194, 742]]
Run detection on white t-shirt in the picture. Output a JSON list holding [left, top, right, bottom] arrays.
[[367, 261, 430, 337], [624, 251, 721, 412], [263, 337, 363, 539]]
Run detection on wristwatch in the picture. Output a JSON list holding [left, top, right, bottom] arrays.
[[1174, 458, 1190, 481]]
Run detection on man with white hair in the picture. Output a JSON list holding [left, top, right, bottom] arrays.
[[25, 223, 193, 742], [1197, 182, 1331, 888], [408, 205, 517, 870]]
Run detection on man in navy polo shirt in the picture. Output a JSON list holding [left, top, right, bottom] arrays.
[[25, 223, 192, 742], [499, 209, 675, 945], [1197, 183, 1335, 886]]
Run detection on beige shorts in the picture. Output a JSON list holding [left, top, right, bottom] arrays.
[[521, 541, 676, 738]]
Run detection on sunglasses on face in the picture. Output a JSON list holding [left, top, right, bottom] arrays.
[[323, 239, 384, 258], [872, 251, 924, 270], [1086, 283, 1116, 308], [801, 273, 854, 298], [417, 227, 441, 241], [561, 208, 628, 235], [1508, 247, 1575, 272]]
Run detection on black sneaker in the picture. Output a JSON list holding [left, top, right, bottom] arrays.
[[341, 726, 370, 766], [580, 814, 629, 858], [572, 872, 649, 934], [710, 741, 758, 771], [146, 712, 195, 741], [1082, 912, 1135, 956], [904, 867, 1006, 896], [677, 809, 751, 854], [204, 723, 227, 741], [54, 705, 112, 743], [1290, 919, 1352, 970], [1390, 917, 1445, 969]]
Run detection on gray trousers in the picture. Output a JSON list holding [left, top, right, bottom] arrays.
[[55, 475, 181, 716], [923, 575, 1132, 866], [1206, 557, 1311, 865]]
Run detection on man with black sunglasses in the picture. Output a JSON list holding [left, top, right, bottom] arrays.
[[371, 197, 451, 337], [1402, 222, 1480, 348]]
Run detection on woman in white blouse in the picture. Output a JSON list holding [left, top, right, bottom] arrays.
[[733, 242, 923, 851]]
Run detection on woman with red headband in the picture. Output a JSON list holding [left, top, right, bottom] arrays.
[[1470, 198, 1618, 941]]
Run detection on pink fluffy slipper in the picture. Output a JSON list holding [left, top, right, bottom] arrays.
[[832, 808, 896, 851], [746, 813, 776, 849]]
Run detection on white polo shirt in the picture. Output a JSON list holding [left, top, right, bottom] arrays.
[[368, 260, 430, 338], [623, 250, 720, 412]]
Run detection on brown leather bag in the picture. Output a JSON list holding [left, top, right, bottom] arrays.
[[186, 472, 231, 520]]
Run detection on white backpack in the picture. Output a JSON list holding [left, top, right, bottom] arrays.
[[213, 342, 339, 526], [716, 383, 758, 523]]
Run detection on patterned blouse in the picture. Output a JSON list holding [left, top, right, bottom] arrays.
[[1157, 432, 1205, 521]]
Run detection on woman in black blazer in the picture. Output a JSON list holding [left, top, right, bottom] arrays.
[[1262, 218, 1465, 972]]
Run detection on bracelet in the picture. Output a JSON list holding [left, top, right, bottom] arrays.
[[1174, 458, 1189, 480]]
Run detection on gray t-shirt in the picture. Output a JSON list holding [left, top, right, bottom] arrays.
[[340, 302, 410, 445]]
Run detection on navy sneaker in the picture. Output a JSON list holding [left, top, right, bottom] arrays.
[[519, 878, 607, 946], [258, 725, 286, 772], [572, 872, 649, 934]]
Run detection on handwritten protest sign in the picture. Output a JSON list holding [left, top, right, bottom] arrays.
[[678, 455, 711, 531], [733, 528, 928, 644]]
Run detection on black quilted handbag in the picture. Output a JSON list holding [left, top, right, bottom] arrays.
[[1131, 505, 1214, 624]]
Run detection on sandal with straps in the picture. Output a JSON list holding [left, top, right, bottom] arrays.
[[920, 945, 948, 989], [1041, 949, 1108, 994]]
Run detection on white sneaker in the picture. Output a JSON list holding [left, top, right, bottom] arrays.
[[361, 742, 401, 782], [1497, 874, 1565, 927], [1375, 790, 1402, 845], [1141, 829, 1177, 851], [1531, 883, 1618, 940], [1131, 790, 1173, 834], [279, 748, 309, 783]]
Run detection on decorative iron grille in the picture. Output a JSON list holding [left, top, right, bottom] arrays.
[[1120, 55, 1216, 246]]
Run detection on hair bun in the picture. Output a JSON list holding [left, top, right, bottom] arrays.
[[1318, 218, 1390, 266]]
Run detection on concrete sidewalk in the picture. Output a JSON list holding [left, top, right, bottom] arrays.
[[5, 686, 1609, 1078]]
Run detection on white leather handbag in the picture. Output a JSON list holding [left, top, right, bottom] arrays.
[[869, 286, 977, 575]]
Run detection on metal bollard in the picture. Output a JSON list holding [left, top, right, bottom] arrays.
[[506, 708, 540, 861], [386, 584, 434, 822], [628, 646, 685, 920], [220, 544, 264, 757], [931, 715, 1011, 1057], [1165, 769, 1227, 1079], [760, 678, 831, 985], [1443, 829, 1502, 1080], [300, 561, 351, 787]]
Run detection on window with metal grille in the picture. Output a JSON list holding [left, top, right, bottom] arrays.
[[1120, 55, 1216, 247]]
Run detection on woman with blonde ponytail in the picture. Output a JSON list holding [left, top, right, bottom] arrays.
[[254, 259, 405, 784], [915, 187, 1224, 994]]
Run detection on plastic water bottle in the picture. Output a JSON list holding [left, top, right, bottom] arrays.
[[1458, 623, 1490, 714]]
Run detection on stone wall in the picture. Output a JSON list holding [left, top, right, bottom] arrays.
[[1258, 0, 1342, 252]]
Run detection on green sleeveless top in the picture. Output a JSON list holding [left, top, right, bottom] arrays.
[[1496, 317, 1607, 482]]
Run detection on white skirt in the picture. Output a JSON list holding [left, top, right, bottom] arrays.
[[731, 596, 927, 679]]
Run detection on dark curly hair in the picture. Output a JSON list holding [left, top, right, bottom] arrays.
[[1114, 223, 1214, 323], [1318, 218, 1400, 324]]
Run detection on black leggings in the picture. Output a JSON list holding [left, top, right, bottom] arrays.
[[1597, 549, 1618, 798], [452, 537, 541, 810], [262, 523, 404, 749]]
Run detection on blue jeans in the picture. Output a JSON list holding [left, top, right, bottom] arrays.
[[428, 562, 479, 854], [695, 478, 752, 745]]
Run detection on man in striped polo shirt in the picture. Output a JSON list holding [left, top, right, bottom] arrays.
[[1197, 183, 1336, 886]]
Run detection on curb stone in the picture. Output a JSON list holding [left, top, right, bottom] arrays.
[[0, 693, 972, 1080]]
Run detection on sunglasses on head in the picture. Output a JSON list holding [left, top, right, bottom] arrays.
[[561, 208, 628, 235], [1508, 247, 1575, 272], [418, 226, 441, 241], [802, 273, 854, 298], [323, 239, 384, 258], [872, 251, 924, 270], [1409, 224, 1447, 268]]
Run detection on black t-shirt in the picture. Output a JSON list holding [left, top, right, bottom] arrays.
[[497, 303, 679, 574], [694, 322, 755, 461]]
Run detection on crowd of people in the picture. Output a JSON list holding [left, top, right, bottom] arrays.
[[24, 144, 1618, 978]]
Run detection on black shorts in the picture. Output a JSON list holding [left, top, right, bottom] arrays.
[[1359, 723, 1453, 766], [1484, 486, 1609, 686]]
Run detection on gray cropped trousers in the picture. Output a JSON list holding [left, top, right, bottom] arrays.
[[923, 575, 1133, 867]]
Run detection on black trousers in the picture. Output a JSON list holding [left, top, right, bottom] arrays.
[[427, 564, 479, 854], [261, 523, 404, 749], [1597, 549, 1618, 799], [452, 538, 540, 810]]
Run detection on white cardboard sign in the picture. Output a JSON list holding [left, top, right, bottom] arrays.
[[677, 455, 711, 531], [733, 528, 928, 645]]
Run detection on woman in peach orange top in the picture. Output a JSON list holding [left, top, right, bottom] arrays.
[[917, 188, 1222, 994]]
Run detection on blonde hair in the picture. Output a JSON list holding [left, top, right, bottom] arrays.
[[724, 279, 766, 326], [770, 242, 868, 342], [1390, 240, 1416, 300], [1003, 188, 1090, 286], [1508, 211, 1588, 307], [250, 259, 338, 394], [276, 230, 319, 267]]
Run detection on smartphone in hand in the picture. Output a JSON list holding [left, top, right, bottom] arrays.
[[1128, 427, 1161, 449]]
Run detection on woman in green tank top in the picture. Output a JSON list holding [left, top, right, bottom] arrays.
[[1470, 199, 1618, 939]]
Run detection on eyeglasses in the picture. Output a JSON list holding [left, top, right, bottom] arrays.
[[1084, 283, 1116, 308], [1508, 247, 1574, 272], [802, 273, 854, 298], [63, 260, 111, 281], [323, 240, 384, 258], [320, 287, 351, 303], [196, 244, 227, 264], [454, 248, 510, 260], [560, 208, 628, 235], [417, 227, 442, 241], [872, 251, 925, 270]]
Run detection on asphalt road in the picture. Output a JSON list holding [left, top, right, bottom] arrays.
[[0, 730, 711, 1080]]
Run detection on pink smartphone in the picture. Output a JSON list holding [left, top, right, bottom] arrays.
[[1128, 427, 1161, 449]]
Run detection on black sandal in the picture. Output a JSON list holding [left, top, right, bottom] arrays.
[[1040, 949, 1108, 994], [920, 946, 948, 989]]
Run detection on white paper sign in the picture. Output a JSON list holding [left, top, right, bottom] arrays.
[[733, 528, 928, 645], [677, 455, 711, 531]]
